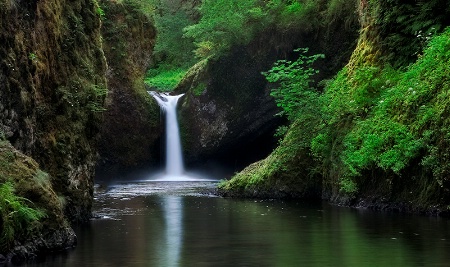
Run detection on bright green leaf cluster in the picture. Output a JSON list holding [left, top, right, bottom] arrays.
[[263, 48, 324, 122]]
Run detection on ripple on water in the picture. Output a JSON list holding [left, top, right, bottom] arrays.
[[100, 181, 218, 198], [92, 181, 219, 220]]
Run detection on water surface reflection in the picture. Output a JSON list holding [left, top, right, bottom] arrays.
[[23, 182, 450, 267], [160, 196, 183, 267]]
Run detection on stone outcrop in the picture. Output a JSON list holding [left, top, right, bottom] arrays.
[[177, 53, 283, 172]]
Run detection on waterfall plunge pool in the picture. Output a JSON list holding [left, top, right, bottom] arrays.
[[24, 180, 450, 267]]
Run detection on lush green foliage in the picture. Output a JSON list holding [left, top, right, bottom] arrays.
[[184, 0, 356, 59], [318, 27, 450, 193], [144, 66, 187, 91], [374, 0, 450, 67], [152, 0, 196, 66], [144, 0, 197, 91], [183, 0, 258, 58], [0, 182, 46, 251], [146, 0, 357, 91]]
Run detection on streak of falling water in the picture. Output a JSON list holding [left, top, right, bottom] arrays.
[[149, 92, 185, 178]]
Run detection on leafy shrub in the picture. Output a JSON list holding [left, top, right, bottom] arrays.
[[184, 0, 355, 59], [262, 48, 324, 122], [374, 0, 450, 67], [183, 0, 258, 58]]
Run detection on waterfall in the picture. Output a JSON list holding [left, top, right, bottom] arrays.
[[149, 92, 185, 179], [149, 91, 215, 181]]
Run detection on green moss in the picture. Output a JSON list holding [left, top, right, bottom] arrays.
[[219, 120, 321, 198], [192, 82, 206, 96]]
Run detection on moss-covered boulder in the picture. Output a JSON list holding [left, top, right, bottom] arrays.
[[97, 0, 161, 176], [218, 120, 321, 198], [0, 141, 75, 264]]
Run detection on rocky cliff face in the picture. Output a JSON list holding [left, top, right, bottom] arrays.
[[96, 0, 161, 177], [177, 51, 282, 171], [0, 0, 106, 230], [177, 20, 358, 173]]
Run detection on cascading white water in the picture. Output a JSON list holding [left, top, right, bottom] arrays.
[[149, 91, 216, 182], [149, 92, 185, 179]]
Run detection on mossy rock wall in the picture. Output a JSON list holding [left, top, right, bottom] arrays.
[[0, 0, 107, 222], [219, 0, 450, 216], [97, 0, 161, 176], [178, 49, 283, 171], [321, 0, 450, 214]]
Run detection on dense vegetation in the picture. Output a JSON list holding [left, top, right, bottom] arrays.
[[143, 0, 198, 90], [184, 0, 355, 59], [219, 0, 450, 213], [145, 0, 357, 90], [321, 29, 450, 195], [0, 182, 45, 251]]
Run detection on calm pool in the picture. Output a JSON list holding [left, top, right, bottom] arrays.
[[24, 181, 450, 267]]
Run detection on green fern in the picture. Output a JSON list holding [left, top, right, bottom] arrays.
[[0, 182, 46, 251]]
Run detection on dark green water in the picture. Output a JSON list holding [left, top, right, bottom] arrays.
[[26, 181, 450, 267]]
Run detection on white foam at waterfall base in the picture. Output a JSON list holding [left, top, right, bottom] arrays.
[[148, 91, 216, 182], [147, 171, 217, 182]]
